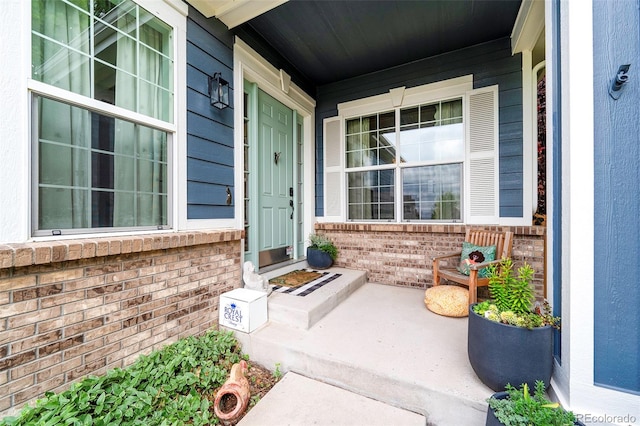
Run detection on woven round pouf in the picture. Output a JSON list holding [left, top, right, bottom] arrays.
[[424, 285, 469, 317]]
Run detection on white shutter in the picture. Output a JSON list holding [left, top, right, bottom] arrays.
[[465, 86, 499, 224], [323, 117, 344, 221]]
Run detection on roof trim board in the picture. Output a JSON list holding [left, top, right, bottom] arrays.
[[511, 0, 544, 54], [187, 0, 287, 28]]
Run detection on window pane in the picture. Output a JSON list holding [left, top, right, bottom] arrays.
[[40, 143, 88, 187], [139, 45, 173, 91], [378, 131, 396, 165], [96, 0, 138, 39], [138, 80, 173, 122], [400, 98, 463, 164], [32, 1, 91, 93], [420, 104, 437, 124], [94, 24, 137, 74], [32, 1, 91, 52], [347, 170, 395, 221], [39, 187, 89, 229], [137, 193, 167, 226], [37, 96, 168, 231], [346, 118, 361, 134], [39, 97, 91, 187], [402, 164, 461, 221], [92, 190, 115, 227], [363, 115, 377, 131], [379, 112, 395, 129], [347, 150, 363, 168], [345, 111, 396, 169], [32, 0, 174, 122], [346, 134, 361, 151], [399, 124, 464, 163], [32, 37, 91, 96], [437, 99, 462, 121], [140, 8, 173, 57], [400, 107, 418, 126]]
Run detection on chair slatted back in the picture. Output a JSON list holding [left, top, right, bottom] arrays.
[[465, 229, 513, 260]]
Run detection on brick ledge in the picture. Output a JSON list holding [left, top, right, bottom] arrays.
[[315, 223, 545, 236], [0, 229, 244, 269]]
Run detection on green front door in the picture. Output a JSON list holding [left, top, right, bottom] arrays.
[[257, 90, 294, 267]]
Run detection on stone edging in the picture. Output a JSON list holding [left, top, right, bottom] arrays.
[[0, 229, 244, 269]]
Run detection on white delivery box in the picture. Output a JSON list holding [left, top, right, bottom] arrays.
[[219, 288, 267, 333]]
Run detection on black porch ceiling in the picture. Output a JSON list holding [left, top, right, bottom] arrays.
[[238, 0, 523, 87]]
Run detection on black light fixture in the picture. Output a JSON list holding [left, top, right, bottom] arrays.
[[208, 72, 230, 109]]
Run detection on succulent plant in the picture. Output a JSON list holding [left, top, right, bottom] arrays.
[[473, 259, 560, 329]]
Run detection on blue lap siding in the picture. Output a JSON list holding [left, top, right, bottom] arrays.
[[186, 8, 235, 219], [315, 37, 523, 218], [592, 0, 640, 394]]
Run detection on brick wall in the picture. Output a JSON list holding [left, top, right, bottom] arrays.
[[315, 223, 546, 298], [0, 230, 243, 416]]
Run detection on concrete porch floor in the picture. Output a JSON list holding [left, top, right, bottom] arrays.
[[230, 266, 493, 426]]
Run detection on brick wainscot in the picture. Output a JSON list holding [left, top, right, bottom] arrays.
[[0, 230, 243, 416], [315, 223, 547, 298]]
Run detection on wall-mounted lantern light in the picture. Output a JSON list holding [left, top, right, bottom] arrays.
[[208, 72, 230, 109]]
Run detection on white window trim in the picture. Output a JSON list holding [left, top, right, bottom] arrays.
[[28, 81, 177, 133], [329, 75, 503, 225], [338, 75, 473, 118], [27, 0, 187, 240]]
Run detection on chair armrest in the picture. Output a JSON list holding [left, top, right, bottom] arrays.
[[432, 251, 462, 262], [468, 258, 502, 271]]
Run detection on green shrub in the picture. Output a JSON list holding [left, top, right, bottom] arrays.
[[487, 258, 534, 315], [308, 233, 338, 260], [1, 330, 243, 426], [474, 259, 560, 330], [488, 381, 576, 426]]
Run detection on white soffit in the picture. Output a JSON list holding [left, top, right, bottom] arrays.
[[510, 0, 544, 54], [188, 0, 288, 28]]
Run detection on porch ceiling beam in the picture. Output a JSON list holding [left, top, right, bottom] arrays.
[[187, 0, 288, 29]]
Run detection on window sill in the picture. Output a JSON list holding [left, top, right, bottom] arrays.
[[0, 229, 244, 270]]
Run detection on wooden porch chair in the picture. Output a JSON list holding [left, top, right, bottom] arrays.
[[432, 229, 514, 305]]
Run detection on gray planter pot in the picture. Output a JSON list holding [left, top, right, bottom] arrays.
[[306, 247, 333, 269], [468, 304, 553, 392]]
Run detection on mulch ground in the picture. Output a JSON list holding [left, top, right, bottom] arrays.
[[210, 361, 280, 425]]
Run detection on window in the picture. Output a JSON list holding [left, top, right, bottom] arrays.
[[346, 112, 396, 220], [326, 79, 498, 224], [345, 99, 464, 222], [31, 0, 174, 234]]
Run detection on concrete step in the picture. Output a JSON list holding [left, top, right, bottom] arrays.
[[238, 372, 426, 426], [266, 267, 366, 330], [230, 282, 491, 426]]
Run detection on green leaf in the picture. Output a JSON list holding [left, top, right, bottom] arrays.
[[43, 415, 62, 426]]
